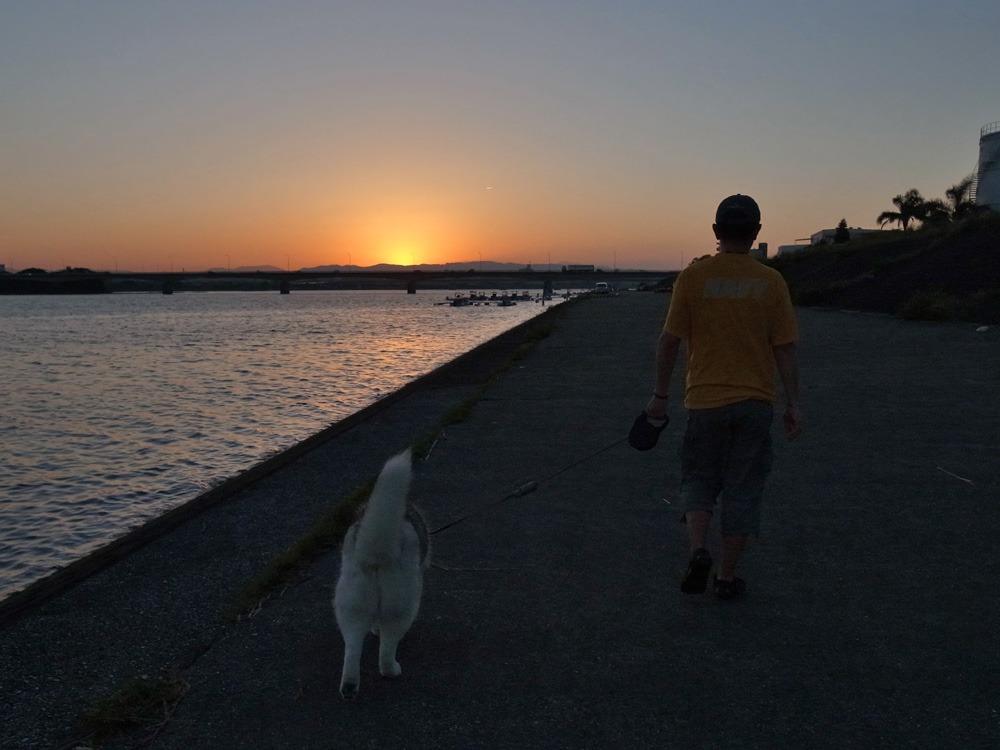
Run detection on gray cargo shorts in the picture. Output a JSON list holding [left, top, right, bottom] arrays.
[[679, 399, 774, 536]]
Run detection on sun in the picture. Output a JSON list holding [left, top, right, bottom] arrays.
[[383, 240, 423, 267]]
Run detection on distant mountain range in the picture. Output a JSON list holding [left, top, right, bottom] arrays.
[[304, 260, 540, 273], [203, 260, 672, 273], [207, 261, 554, 273]]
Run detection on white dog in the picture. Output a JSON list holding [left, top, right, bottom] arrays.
[[334, 448, 429, 699]]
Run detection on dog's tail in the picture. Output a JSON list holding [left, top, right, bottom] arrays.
[[353, 448, 413, 569]]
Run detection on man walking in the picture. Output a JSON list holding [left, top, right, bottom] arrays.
[[645, 194, 800, 600]]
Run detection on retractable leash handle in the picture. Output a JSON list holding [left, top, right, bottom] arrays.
[[628, 412, 670, 451]]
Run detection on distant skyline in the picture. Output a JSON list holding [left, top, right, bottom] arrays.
[[3, 2, 998, 272]]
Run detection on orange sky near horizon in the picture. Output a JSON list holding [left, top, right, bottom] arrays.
[[2, 187, 700, 272], [2, 4, 997, 273], [3, 130, 708, 271]]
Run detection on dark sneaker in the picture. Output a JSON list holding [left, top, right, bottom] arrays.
[[680, 548, 713, 594], [713, 575, 747, 601]]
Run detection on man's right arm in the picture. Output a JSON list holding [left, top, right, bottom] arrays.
[[646, 330, 682, 419], [772, 341, 801, 440]]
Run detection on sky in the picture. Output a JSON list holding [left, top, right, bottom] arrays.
[[2, 2, 998, 272]]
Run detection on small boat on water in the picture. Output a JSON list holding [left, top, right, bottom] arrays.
[[434, 294, 467, 306], [438, 291, 523, 307], [485, 291, 521, 306]]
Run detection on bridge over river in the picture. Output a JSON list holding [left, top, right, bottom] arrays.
[[1, 268, 676, 295]]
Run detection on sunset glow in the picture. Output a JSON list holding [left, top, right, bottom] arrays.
[[2, 4, 997, 272]]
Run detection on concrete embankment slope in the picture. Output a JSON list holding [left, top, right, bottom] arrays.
[[4, 294, 1000, 749]]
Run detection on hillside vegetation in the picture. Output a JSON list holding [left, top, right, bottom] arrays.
[[768, 212, 1000, 323]]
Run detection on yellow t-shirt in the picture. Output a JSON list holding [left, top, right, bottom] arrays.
[[664, 253, 798, 409]]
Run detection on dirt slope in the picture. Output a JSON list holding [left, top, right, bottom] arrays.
[[769, 214, 1000, 322]]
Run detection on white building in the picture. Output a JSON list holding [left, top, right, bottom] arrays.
[[809, 227, 880, 245], [776, 225, 877, 257], [975, 121, 1000, 210]]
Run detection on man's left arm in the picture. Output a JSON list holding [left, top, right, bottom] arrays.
[[772, 341, 800, 440]]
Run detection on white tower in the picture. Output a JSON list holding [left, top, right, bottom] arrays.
[[975, 121, 1000, 211]]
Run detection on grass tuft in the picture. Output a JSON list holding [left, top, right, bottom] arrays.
[[77, 670, 189, 745], [441, 388, 486, 426], [222, 480, 373, 621], [898, 289, 958, 321], [898, 287, 1000, 322]]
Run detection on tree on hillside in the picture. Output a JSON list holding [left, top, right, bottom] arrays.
[[833, 218, 851, 243], [921, 198, 952, 228], [877, 189, 926, 230], [944, 174, 982, 222], [879, 176, 984, 233]]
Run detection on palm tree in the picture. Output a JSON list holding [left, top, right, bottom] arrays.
[[876, 189, 926, 230], [944, 174, 980, 222], [920, 198, 951, 228]]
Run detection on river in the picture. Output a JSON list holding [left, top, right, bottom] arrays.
[[0, 289, 563, 600]]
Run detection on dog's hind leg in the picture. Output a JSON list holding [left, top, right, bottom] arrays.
[[376, 622, 406, 679], [338, 622, 368, 699]]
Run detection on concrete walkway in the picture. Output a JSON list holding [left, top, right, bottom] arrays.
[[3, 293, 999, 749]]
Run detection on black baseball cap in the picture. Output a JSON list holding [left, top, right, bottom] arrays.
[[715, 194, 761, 226]]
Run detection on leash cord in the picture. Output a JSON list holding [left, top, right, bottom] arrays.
[[427, 437, 627, 535]]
